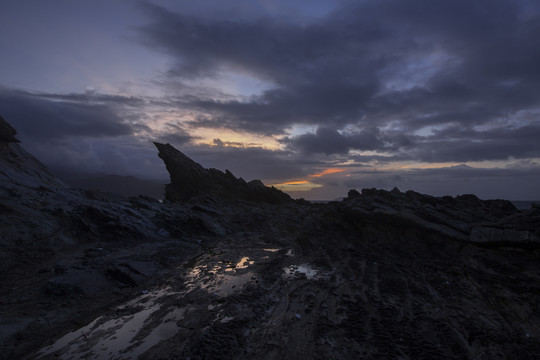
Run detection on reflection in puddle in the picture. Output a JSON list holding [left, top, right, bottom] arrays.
[[37, 289, 185, 360], [185, 257, 255, 296], [283, 264, 318, 280], [235, 257, 254, 269], [37, 249, 269, 359]]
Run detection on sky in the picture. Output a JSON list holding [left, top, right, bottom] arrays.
[[1, 0, 540, 200]]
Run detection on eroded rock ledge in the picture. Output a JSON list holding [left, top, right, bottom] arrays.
[[344, 187, 540, 247]]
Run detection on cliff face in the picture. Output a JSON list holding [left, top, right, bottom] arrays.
[[1, 116, 540, 359], [154, 142, 292, 204]]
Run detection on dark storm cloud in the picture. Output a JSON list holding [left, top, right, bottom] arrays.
[[0, 86, 177, 179], [186, 82, 375, 135], [138, 0, 540, 163], [285, 127, 382, 155], [179, 142, 308, 181], [407, 123, 540, 162], [0, 87, 134, 140], [153, 121, 195, 146]]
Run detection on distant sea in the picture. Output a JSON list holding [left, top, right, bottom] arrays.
[[312, 199, 539, 210], [511, 201, 540, 210]]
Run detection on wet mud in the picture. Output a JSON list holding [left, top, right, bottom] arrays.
[[31, 226, 540, 360]]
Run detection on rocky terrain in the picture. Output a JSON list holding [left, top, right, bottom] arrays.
[[1, 115, 539, 359]]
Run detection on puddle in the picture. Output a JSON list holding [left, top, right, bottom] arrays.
[[184, 257, 255, 296], [235, 257, 254, 269], [37, 251, 265, 359], [283, 264, 318, 280], [36, 289, 185, 360]]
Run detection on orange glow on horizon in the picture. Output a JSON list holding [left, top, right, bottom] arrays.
[[269, 168, 346, 193], [276, 180, 310, 185], [309, 168, 345, 177], [270, 180, 322, 192]]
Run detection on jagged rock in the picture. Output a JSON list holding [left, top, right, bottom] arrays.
[[154, 142, 292, 204], [342, 187, 530, 246], [346, 189, 360, 199]]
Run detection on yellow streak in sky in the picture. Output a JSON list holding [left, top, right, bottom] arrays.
[[309, 168, 345, 177], [270, 180, 323, 192], [192, 127, 282, 150], [270, 168, 347, 193], [278, 181, 310, 185]]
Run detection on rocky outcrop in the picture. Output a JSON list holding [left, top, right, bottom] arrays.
[[342, 186, 540, 247], [154, 142, 292, 204], [470, 206, 540, 247]]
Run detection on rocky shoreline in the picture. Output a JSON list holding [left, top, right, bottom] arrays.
[[1, 115, 539, 359]]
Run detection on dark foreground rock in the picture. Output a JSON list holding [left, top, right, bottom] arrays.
[[0, 116, 539, 360]]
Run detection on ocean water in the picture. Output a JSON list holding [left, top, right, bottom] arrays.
[[511, 200, 540, 210]]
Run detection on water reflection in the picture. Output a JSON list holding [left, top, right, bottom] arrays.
[[235, 257, 254, 269], [184, 256, 255, 296], [37, 250, 268, 359], [37, 289, 184, 360]]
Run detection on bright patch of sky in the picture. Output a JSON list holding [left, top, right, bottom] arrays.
[[379, 51, 460, 93], [192, 127, 282, 150], [181, 70, 276, 100], [287, 124, 319, 137]]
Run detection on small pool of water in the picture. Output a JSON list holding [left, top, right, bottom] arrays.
[[184, 256, 255, 296]]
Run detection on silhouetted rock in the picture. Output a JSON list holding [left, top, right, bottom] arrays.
[[341, 187, 532, 246], [154, 142, 292, 204], [346, 189, 360, 199]]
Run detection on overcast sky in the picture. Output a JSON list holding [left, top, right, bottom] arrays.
[[1, 0, 540, 200]]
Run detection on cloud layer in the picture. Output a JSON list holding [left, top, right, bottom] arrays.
[[138, 0, 540, 164], [1, 0, 540, 199]]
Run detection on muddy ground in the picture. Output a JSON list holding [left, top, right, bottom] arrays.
[[7, 207, 539, 360]]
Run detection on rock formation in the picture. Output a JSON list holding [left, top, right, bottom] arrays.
[[154, 142, 292, 204], [342, 186, 540, 247], [1, 116, 540, 359]]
